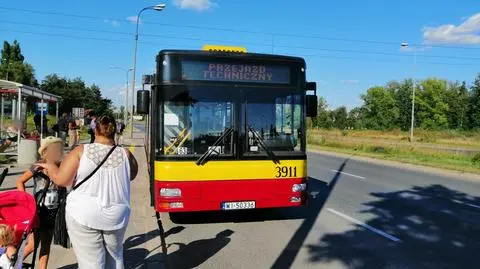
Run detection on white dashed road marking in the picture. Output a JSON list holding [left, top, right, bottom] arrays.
[[327, 208, 402, 243], [330, 169, 366, 180], [451, 199, 480, 210]]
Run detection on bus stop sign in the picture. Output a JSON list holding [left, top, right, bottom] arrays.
[[35, 102, 48, 114]]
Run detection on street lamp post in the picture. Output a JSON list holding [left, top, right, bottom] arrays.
[[130, 3, 166, 138], [401, 42, 417, 142], [110, 66, 133, 124]]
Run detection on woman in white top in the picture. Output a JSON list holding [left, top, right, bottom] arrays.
[[37, 115, 138, 269]]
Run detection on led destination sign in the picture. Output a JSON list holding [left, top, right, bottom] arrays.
[[181, 61, 291, 84]]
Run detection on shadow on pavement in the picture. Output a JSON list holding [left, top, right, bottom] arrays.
[[57, 264, 78, 269], [162, 229, 234, 269], [123, 226, 184, 269], [269, 159, 347, 269], [306, 184, 480, 269], [123, 226, 184, 250]]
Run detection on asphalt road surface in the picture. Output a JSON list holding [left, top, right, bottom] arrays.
[[157, 152, 480, 269], [131, 124, 480, 268]]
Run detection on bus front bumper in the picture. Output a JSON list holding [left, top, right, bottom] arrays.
[[154, 178, 308, 212]]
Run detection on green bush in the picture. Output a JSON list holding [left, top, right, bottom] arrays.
[[472, 153, 480, 166], [369, 146, 389, 154]]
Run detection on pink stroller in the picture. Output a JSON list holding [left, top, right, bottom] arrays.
[[0, 191, 39, 269]]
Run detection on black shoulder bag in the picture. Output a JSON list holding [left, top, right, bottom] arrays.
[[53, 145, 117, 248]]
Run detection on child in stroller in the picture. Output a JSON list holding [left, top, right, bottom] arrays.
[[0, 224, 17, 268], [0, 191, 38, 269]]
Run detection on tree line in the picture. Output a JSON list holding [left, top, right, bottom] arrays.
[[0, 40, 113, 116], [312, 74, 480, 131]]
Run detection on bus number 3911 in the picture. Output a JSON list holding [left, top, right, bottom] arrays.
[[275, 166, 297, 178]]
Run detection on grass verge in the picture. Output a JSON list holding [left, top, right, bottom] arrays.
[[308, 135, 480, 174]]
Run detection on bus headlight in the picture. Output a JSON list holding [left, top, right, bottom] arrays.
[[292, 183, 306, 192], [160, 188, 182, 197]]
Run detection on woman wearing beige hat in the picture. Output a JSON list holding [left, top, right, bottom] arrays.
[[16, 136, 64, 269]]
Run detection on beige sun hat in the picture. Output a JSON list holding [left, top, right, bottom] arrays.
[[38, 136, 64, 155]]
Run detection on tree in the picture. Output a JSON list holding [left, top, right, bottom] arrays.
[[446, 81, 469, 129], [85, 84, 113, 116], [387, 80, 414, 131], [468, 74, 480, 130], [332, 106, 348, 129], [347, 107, 364, 129], [41, 74, 113, 115], [0, 40, 37, 86], [361, 86, 399, 130], [416, 78, 449, 130], [313, 96, 334, 128]]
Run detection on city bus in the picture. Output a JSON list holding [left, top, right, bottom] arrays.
[[137, 45, 317, 213]]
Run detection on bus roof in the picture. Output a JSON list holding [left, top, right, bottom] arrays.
[[158, 50, 306, 65]]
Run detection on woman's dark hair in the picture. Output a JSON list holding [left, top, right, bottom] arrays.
[[95, 115, 117, 139]]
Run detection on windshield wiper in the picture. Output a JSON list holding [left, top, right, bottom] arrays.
[[248, 125, 280, 164], [196, 128, 234, 166]]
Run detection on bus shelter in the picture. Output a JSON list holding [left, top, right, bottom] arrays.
[[0, 79, 61, 158]]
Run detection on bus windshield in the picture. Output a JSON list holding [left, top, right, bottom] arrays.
[[244, 89, 303, 156], [161, 86, 234, 157], [160, 86, 304, 158]]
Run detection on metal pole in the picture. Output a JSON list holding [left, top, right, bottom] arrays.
[[12, 98, 16, 120], [125, 69, 129, 125], [130, 11, 142, 138], [40, 98, 44, 140], [130, 7, 150, 138], [410, 49, 416, 142], [1, 95, 4, 132], [17, 88, 21, 158], [56, 102, 59, 137]]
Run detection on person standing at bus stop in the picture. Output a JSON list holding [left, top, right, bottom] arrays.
[[68, 116, 78, 149], [57, 114, 68, 146], [88, 114, 96, 144], [36, 115, 138, 269], [115, 121, 125, 145]]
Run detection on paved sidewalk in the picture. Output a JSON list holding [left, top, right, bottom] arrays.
[[42, 134, 167, 268]]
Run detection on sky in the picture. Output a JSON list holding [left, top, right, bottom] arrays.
[[1, 0, 479, 109]]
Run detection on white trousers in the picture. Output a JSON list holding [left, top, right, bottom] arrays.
[[66, 213, 127, 269]]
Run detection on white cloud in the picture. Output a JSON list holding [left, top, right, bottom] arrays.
[[340, 79, 359, 85], [423, 13, 480, 45], [126, 16, 142, 24], [174, 0, 216, 11], [104, 19, 120, 27]]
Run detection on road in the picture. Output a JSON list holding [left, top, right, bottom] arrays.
[[156, 153, 479, 269], [131, 124, 480, 268]]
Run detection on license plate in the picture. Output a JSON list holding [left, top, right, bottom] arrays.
[[221, 201, 256, 210]]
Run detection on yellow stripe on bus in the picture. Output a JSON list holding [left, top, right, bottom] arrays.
[[154, 160, 306, 181]]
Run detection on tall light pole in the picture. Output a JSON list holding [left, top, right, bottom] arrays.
[[110, 66, 133, 123], [130, 3, 166, 138], [401, 42, 417, 142]]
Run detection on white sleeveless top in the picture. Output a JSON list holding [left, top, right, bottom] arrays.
[[66, 143, 131, 230]]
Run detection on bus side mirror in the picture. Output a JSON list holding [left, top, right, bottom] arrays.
[[306, 82, 316, 92], [306, 95, 317, 118], [137, 90, 150, 114]]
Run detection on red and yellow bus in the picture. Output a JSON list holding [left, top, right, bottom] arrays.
[[137, 45, 317, 213]]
